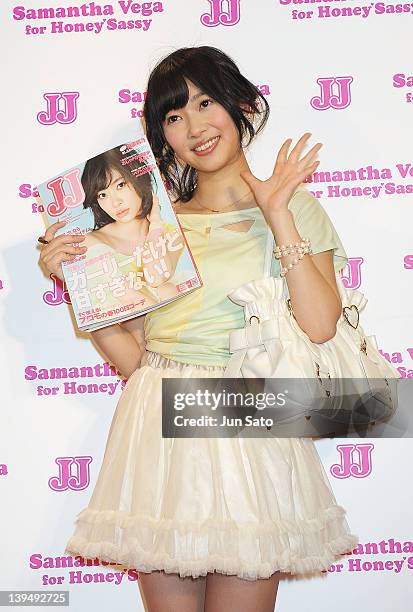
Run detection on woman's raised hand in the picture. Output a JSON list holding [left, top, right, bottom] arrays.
[[38, 221, 87, 282], [240, 132, 322, 224]]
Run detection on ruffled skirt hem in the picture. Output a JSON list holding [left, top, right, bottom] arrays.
[[64, 505, 359, 581]]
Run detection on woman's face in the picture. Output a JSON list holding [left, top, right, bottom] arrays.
[[96, 167, 143, 222], [162, 79, 242, 172]]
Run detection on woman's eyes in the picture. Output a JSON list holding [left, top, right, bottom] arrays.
[[166, 99, 214, 124], [97, 181, 126, 199]]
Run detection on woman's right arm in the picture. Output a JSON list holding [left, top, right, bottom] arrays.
[[91, 321, 145, 379], [38, 221, 146, 378]]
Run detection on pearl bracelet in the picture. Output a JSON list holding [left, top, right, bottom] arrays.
[[273, 238, 312, 277], [273, 238, 311, 258], [278, 252, 309, 277]]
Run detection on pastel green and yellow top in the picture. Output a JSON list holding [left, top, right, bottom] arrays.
[[144, 186, 348, 366]]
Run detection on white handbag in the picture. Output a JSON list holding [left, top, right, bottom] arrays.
[[223, 227, 401, 438]]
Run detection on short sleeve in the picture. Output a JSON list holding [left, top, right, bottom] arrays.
[[287, 185, 348, 273]]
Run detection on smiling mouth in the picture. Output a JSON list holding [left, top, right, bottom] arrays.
[[116, 209, 129, 218], [192, 136, 220, 153]]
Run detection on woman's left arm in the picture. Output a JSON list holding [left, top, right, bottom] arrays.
[[265, 211, 341, 343], [241, 132, 342, 344]]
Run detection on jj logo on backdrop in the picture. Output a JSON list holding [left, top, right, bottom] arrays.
[[37, 91, 80, 125]]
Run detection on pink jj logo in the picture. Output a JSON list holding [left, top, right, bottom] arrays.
[[49, 456, 93, 491], [45, 167, 85, 217], [340, 258, 364, 291], [310, 77, 353, 110], [37, 91, 80, 125], [330, 443, 374, 479], [200, 0, 240, 26], [43, 273, 71, 306]]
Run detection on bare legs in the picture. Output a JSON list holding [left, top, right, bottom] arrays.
[[138, 571, 206, 612], [138, 570, 281, 612], [204, 571, 280, 612]]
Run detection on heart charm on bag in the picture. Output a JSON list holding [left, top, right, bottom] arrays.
[[343, 304, 360, 329]]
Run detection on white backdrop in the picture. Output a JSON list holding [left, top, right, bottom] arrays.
[[1, 1, 412, 610]]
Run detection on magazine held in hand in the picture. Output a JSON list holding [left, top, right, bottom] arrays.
[[37, 135, 202, 331]]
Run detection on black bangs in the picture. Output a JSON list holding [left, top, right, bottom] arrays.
[[155, 69, 191, 123], [83, 157, 111, 202], [154, 52, 228, 121], [98, 164, 113, 194], [143, 46, 270, 203]]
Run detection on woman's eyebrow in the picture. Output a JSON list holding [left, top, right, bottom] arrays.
[[108, 176, 123, 187], [164, 92, 206, 118], [188, 91, 205, 103], [98, 176, 122, 192]]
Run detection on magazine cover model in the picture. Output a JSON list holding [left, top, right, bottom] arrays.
[[37, 134, 202, 331]]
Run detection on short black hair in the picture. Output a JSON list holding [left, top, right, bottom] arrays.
[[143, 46, 270, 203], [81, 147, 154, 230]]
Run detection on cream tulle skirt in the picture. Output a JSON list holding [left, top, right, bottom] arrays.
[[64, 350, 359, 581]]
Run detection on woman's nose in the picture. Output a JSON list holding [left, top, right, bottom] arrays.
[[187, 116, 207, 139], [112, 195, 123, 207]]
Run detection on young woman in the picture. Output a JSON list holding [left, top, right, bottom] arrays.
[[39, 46, 359, 612], [79, 146, 185, 310]]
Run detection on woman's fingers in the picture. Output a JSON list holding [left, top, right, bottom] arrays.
[[43, 252, 72, 282], [39, 234, 87, 280], [273, 135, 322, 184], [298, 160, 320, 183], [51, 232, 86, 246], [41, 246, 87, 280], [44, 220, 67, 242], [288, 132, 312, 163], [272, 139, 292, 176], [42, 243, 87, 264], [39, 233, 86, 261], [273, 134, 320, 179], [39, 221, 89, 280], [298, 142, 323, 166], [43, 221, 87, 248], [39, 237, 85, 261]]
